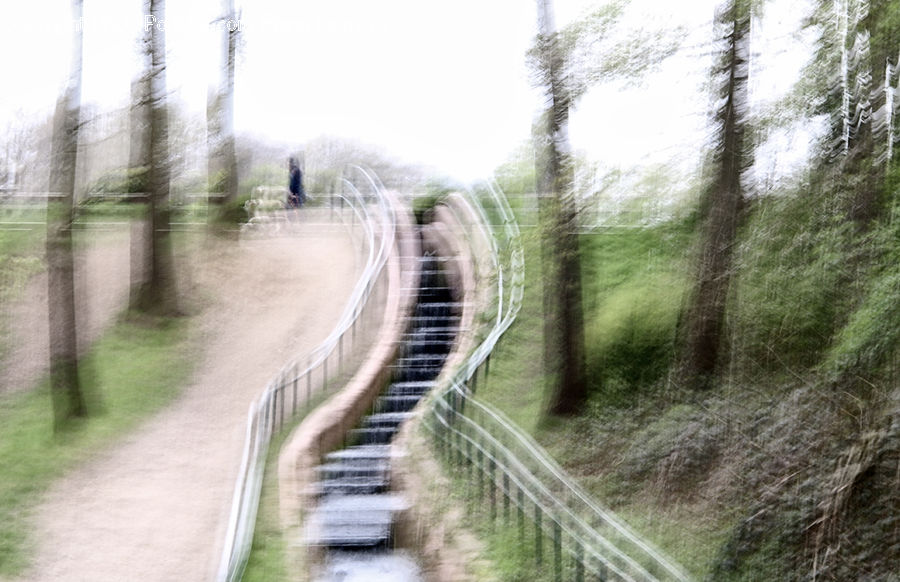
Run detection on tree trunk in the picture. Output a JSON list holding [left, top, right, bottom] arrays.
[[47, 0, 87, 431], [207, 0, 239, 214], [223, 1, 239, 206], [128, 21, 152, 311], [535, 0, 588, 415], [679, 0, 750, 388], [134, 0, 179, 316]]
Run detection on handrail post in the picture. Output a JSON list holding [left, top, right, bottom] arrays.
[[553, 521, 562, 582], [503, 473, 510, 524], [489, 456, 497, 528]]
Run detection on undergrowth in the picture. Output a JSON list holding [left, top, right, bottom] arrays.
[[475, 181, 900, 580]]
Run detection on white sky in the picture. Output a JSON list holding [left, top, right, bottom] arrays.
[[0, 0, 812, 183]]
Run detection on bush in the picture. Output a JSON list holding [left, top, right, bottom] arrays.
[[580, 222, 692, 404], [731, 194, 852, 371], [826, 262, 900, 380], [83, 167, 148, 199], [587, 273, 682, 398], [213, 193, 252, 226]]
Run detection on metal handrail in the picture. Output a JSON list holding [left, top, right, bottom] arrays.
[[421, 182, 691, 581], [216, 166, 395, 582]]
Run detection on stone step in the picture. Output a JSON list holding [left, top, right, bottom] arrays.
[[348, 426, 397, 445], [414, 302, 461, 319], [306, 494, 408, 547], [399, 338, 456, 357], [364, 412, 413, 429], [394, 354, 448, 368], [406, 315, 461, 331], [376, 394, 421, 413], [312, 476, 390, 498], [385, 381, 434, 397], [324, 444, 393, 464], [391, 365, 443, 383], [315, 460, 389, 481]]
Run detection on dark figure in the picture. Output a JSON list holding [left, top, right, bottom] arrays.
[[288, 157, 305, 208]]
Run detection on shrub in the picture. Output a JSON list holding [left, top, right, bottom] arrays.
[[588, 273, 682, 387]]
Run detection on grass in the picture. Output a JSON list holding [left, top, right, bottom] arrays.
[[240, 428, 293, 582], [474, 178, 900, 580], [426, 430, 560, 582], [240, 349, 374, 581], [476, 227, 550, 433], [470, 219, 723, 579], [0, 315, 193, 576], [0, 211, 46, 313]]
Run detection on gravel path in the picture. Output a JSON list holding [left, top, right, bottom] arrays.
[[11, 214, 360, 582]]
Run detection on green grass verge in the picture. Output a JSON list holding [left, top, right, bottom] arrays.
[[240, 431, 292, 582], [0, 316, 192, 576], [475, 227, 549, 433], [241, 366, 360, 582], [0, 212, 46, 313]]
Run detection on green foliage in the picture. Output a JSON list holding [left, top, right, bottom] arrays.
[[84, 166, 148, 197], [214, 193, 252, 226], [528, 0, 681, 102], [410, 178, 461, 224], [306, 168, 338, 195], [493, 141, 537, 196], [731, 194, 852, 371], [0, 255, 42, 306], [0, 317, 192, 575], [476, 228, 549, 434], [209, 168, 227, 194], [587, 272, 683, 396], [0, 218, 49, 361], [826, 256, 900, 380], [240, 163, 285, 199], [580, 222, 692, 403]]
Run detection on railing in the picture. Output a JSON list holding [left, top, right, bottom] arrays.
[[215, 166, 396, 582], [421, 182, 692, 582]]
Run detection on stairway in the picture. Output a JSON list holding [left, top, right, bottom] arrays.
[[306, 252, 461, 576]]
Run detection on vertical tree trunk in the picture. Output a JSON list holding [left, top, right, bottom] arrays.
[[135, 0, 179, 315], [679, 0, 751, 388], [129, 21, 152, 311], [207, 0, 239, 214], [222, 1, 239, 207], [535, 0, 588, 415], [47, 0, 87, 431]]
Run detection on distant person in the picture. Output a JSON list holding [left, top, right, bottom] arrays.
[[288, 157, 306, 208]]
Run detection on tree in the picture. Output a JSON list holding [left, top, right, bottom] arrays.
[[132, 0, 179, 315], [128, 12, 152, 311], [804, 0, 900, 224], [678, 0, 752, 387], [529, 0, 679, 414], [207, 0, 240, 213], [532, 0, 587, 415], [47, 0, 88, 430]]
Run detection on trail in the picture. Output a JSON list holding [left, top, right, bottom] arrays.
[[13, 215, 359, 582]]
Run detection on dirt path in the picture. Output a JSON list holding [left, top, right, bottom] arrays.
[[13, 214, 360, 582]]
